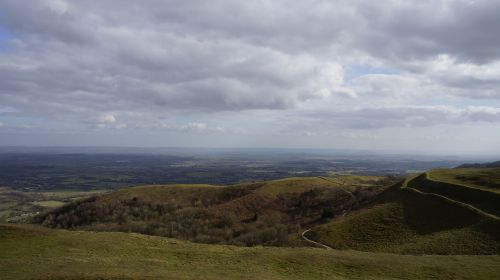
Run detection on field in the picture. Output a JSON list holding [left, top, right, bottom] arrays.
[[0, 152, 457, 191], [0, 187, 108, 223], [1, 224, 499, 280]]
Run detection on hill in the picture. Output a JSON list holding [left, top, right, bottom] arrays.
[[458, 160, 500, 168], [33, 176, 392, 246], [428, 168, 500, 194], [307, 168, 500, 255], [409, 172, 500, 217], [1, 224, 499, 280]]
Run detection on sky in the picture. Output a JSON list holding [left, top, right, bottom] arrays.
[[0, 0, 500, 155]]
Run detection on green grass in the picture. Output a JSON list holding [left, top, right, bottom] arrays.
[[40, 190, 110, 200], [255, 177, 341, 198], [255, 176, 386, 199], [428, 168, 500, 193], [31, 200, 66, 208], [1, 224, 499, 280], [308, 185, 500, 255], [408, 173, 500, 217]]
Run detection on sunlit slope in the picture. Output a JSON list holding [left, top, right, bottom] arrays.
[[428, 168, 500, 194], [1, 224, 499, 280], [308, 180, 500, 255], [255, 176, 386, 198], [256, 177, 341, 198]]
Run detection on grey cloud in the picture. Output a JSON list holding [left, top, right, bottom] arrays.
[[1, 0, 500, 129], [0, 1, 349, 120], [307, 106, 500, 129], [354, 0, 500, 64]]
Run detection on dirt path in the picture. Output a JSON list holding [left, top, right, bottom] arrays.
[[301, 229, 333, 250], [404, 173, 500, 221], [317, 176, 357, 200], [406, 185, 500, 221]]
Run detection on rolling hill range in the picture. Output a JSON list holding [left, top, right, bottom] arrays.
[[1, 223, 499, 280], [2, 168, 500, 279], [33, 176, 392, 246], [307, 168, 500, 254], [31, 170, 500, 254], [458, 161, 500, 168]]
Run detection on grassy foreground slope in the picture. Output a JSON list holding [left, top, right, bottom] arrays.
[[1, 224, 499, 280], [308, 169, 500, 254]]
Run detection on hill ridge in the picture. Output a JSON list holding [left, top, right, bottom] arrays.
[[404, 179, 499, 221], [306, 168, 500, 255], [407, 172, 500, 218]]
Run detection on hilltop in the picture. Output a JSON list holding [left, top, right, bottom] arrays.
[[458, 161, 500, 168], [428, 167, 500, 194]]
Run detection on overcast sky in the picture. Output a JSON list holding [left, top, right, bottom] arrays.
[[0, 0, 500, 155]]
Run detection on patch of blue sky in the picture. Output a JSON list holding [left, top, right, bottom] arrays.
[[0, 25, 15, 52], [344, 64, 400, 82]]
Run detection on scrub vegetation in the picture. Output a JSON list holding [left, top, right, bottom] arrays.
[[34, 176, 392, 246]]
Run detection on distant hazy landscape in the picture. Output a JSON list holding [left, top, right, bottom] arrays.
[[0, 148, 467, 224]]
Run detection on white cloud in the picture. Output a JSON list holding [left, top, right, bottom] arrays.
[[96, 114, 116, 124], [44, 0, 69, 15], [158, 122, 226, 133]]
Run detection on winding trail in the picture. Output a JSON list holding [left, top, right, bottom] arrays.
[[300, 176, 358, 250], [317, 176, 356, 200], [404, 173, 500, 221], [301, 229, 333, 250], [302, 173, 500, 250]]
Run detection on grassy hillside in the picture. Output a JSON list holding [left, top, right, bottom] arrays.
[[428, 168, 500, 193], [308, 172, 500, 254], [255, 176, 386, 198], [255, 177, 340, 198], [1, 224, 499, 280], [407, 173, 500, 217], [33, 176, 391, 246]]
